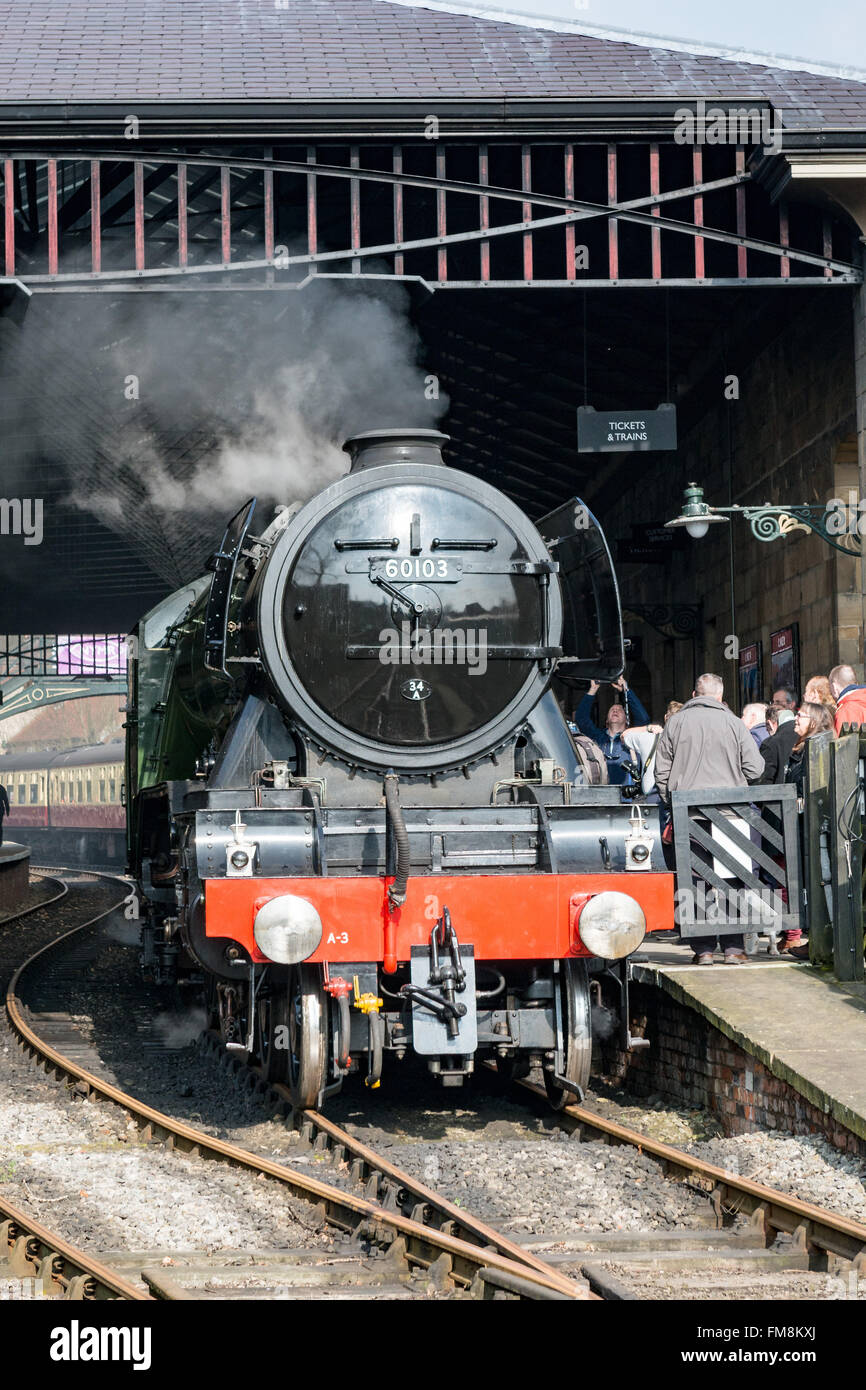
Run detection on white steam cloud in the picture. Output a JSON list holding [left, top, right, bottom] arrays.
[[153, 1006, 208, 1050], [73, 279, 447, 522], [591, 1002, 618, 1041], [0, 278, 447, 585]]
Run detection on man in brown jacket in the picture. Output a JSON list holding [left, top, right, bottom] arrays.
[[654, 673, 764, 964]]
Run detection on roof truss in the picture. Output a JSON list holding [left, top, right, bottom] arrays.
[[0, 141, 859, 291]]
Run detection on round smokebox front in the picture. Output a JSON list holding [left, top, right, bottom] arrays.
[[256, 464, 562, 770]]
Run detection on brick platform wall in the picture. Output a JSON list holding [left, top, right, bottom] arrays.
[[600, 982, 866, 1159]]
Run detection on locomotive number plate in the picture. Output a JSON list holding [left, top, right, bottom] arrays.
[[369, 557, 462, 582]]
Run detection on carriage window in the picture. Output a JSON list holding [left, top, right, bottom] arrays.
[[17, 784, 25, 804], [30, 783, 38, 804], [99, 781, 106, 802], [77, 783, 83, 803], [85, 781, 92, 802], [110, 780, 117, 801]]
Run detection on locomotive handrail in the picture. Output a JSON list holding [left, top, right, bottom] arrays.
[[203, 497, 257, 680]]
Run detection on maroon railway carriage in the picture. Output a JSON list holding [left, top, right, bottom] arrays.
[[0, 741, 126, 868]]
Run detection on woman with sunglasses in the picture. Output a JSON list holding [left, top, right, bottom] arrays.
[[785, 702, 836, 794]]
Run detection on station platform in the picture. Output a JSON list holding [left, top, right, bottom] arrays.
[[0, 842, 31, 918], [631, 939, 866, 1145]]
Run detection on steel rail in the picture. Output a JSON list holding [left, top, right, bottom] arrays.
[[296, 1101, 583, 1287], [0, 874, 67, 926], [9, 874, 865, 1287], [7, 921, 583, 1300], [510, 1075, 866, 1269], [202, 1030, 580, 1289], [1, 872, 149, 1301], [0, 1196, 150, 1301]]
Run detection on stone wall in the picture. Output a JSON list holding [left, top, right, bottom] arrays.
[[600, 981, 866, 1159]]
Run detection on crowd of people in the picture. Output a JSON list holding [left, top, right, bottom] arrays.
[[571, 661, 866, 967]]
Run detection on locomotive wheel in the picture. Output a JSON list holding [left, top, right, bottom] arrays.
[[287, 965, 329, 1110], [256, 987, 290, 1084], [545, 959, 592, 1111]]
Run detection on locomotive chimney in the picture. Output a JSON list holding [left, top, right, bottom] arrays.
[[342, 429, 450, 473]]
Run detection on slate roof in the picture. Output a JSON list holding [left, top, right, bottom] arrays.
[[0, 0, 864, 129]]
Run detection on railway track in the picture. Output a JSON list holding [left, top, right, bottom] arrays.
[[0, 1194, 149, 1302], [1, 872, 150, 1300], [0, 870, 67, 926], [489, 1073, 866, 1299], [229, 1048, 866, 1301], [3, 877, 583, 1301], [196, 1027, 866, 1300], [6, 875, 866, 1300]]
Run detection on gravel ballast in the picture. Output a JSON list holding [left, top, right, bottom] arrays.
[[0, 1095, 323, 1254], [0, 885, 323, 1258], [4, 901, 866, 1295], [688, 1132, 866, 1225]]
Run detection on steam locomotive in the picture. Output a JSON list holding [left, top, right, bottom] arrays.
[[128, 430, 672, 1109]]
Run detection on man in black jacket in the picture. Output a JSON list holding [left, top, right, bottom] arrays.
[[0, 784, 9, 846], [760, 706, 797, 783]]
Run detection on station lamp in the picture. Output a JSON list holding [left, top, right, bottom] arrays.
[[664, 483, 730, 540], [664, 483, 859, 555]]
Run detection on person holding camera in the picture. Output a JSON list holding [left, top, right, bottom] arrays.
[[624, 700, 684, 801], [574, 676, 650, 786]]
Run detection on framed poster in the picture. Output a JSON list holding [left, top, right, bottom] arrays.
[[770, 624, 800, 699], [738, 641, 762, 709]]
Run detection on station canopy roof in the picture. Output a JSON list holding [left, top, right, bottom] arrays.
[[0, 1, 864, 633], [0, 0, 863, 131]]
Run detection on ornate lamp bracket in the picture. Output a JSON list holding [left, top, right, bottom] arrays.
[[739, 504, 860, 555]]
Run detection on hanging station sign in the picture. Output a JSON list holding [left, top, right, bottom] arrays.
[[577, 403, 678, 453]]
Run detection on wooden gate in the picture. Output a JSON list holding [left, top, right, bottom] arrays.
[[804, 729, 865, 983], [671, 786, 802, 939]]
